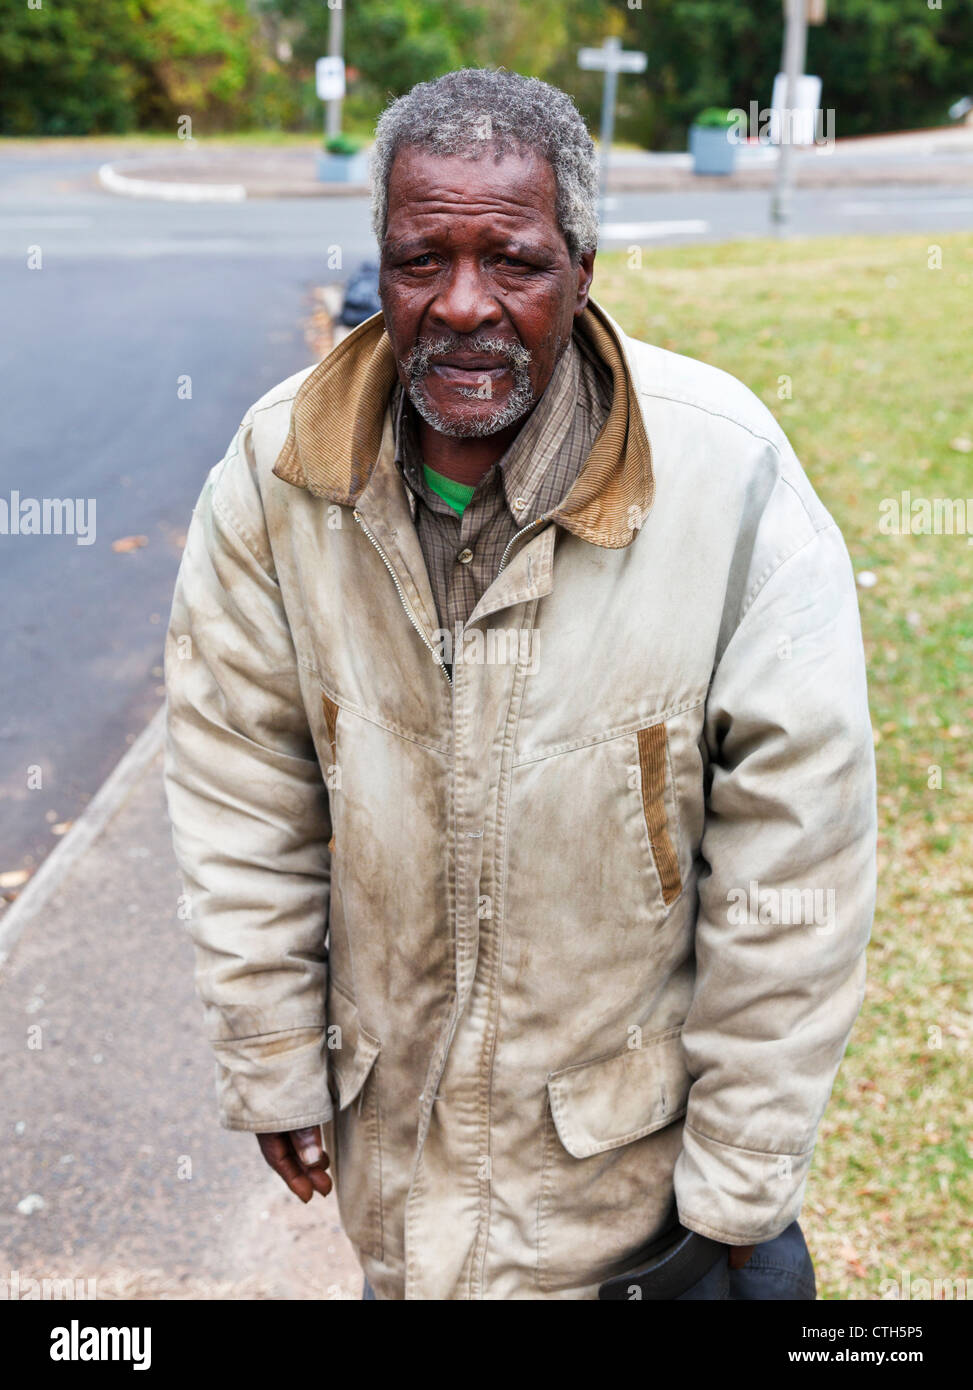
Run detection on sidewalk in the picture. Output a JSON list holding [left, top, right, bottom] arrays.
[[95, 126, 973, 200], [0, 711, 363, 1300]]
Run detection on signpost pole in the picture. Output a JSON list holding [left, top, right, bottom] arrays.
[[771, 0, 808, 225], [598, 37, 621, 208], [325, 0, 345, 143], [578, 38, 647, 223]]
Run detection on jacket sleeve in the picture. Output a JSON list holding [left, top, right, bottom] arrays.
[[163, 416, 334, 1133], [674, 516, 876, 1245]]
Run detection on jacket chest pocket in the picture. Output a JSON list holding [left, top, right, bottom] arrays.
[[537, 1026, 693, 1292], [635, 721, 683, 907], [321, 693, 339, 854], [325, 981, 384, 1262]]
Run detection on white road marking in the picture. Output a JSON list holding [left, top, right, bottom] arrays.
[[0, 238, 328, 259], [0, 216, 93, 229], [601, 219, 709, 239], [839, 199, 973, 215]]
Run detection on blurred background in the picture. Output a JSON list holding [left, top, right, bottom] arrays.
[[2, 0, 971, 144], [0, 0, 970, 1302]]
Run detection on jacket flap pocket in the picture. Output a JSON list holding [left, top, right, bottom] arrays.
[[328, 983, 381, 1111], [546, 1026, 691, 1159]]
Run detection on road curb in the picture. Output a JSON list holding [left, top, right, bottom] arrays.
[[98, 161, 247, 203], [0, 704, 167, 972]]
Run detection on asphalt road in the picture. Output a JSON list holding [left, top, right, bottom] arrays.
[[1, 148, 972, 887], [0, 154, 348, 884]]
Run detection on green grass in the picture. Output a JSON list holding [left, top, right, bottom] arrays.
[[597, 234, 973, 1300]]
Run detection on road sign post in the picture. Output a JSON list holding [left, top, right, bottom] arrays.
[[771, 0, 810, 225], [321, 0, 345, 142], [578, 37, 648, 213]]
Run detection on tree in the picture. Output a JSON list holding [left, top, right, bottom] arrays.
[[618, 0, 973, 150], [0, 0, 272, 135]]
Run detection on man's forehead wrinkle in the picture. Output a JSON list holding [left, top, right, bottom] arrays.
[[386, 200, 556, 246], [390, 190, 550, 220], [385, 200, 559, 254], [386, 149, 558, 218]]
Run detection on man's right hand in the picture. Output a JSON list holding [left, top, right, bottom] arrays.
[[257, 1126, 332, 1203]]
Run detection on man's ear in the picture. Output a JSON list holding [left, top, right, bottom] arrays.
[[574, 250, 595, 317]]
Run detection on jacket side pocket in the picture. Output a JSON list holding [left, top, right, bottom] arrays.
[[538, 1026, 693, 1290], [321, 693, 339, 854], [636, 723, 682, 906]]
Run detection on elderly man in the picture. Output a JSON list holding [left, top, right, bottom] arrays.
[[164, 68, 876, 1301]]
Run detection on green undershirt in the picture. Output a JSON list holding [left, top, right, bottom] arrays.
[[423, 463, 475, 517]]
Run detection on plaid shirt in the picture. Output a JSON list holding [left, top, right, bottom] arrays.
[[393, 334, 612, 649]]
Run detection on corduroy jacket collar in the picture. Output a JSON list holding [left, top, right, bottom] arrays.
[[272, 296, 654, 549]]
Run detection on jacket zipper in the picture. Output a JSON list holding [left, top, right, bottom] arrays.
[[353, 508, 453, 688], [496, 516, 547, 577]]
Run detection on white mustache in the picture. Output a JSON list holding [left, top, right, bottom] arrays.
[[403, 335, 532, 378]]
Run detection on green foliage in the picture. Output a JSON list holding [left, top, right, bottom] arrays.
[[0, 0, 289, 135], [262, 0, 486, 101], [324, 132, 363, 155], [2, 0, 971, 141], [617, 0, 973, 150], [693, 107, 736, 128], [0, 0, 144, 135]]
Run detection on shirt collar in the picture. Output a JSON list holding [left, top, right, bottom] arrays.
[[392, 337, 581, 528], [496, 336, 580, 526]]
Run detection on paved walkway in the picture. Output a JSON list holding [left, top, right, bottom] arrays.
[[0, 717, 363, 1300]]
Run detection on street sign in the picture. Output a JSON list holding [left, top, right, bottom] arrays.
[[316, 56, 345, 102], [578, 45, 647, 74], [769, 72, 823, 145]]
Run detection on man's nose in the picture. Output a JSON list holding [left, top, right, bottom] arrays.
[[427, 260, 503, 335]]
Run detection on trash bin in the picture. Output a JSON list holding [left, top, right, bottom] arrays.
[[340, 262, 381, 328]]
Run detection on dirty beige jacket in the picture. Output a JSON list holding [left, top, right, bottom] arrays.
[[164, 300, 876, 1300]]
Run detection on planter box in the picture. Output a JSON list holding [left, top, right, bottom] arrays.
[[689, 125, 736, 176], [317, 150, 370, 184]]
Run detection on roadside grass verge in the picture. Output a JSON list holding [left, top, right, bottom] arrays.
[[597, 233, 973, 1300]]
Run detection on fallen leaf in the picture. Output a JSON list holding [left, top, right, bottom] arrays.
[[839, 1242, 868, 1278], [0, 868, 31, 889], [112, 535, 149, 553]]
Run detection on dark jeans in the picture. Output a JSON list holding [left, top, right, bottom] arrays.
[[361, 1221, 815, 1300], [675, 1221, 815, 1300]]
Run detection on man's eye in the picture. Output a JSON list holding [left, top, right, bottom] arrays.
[[498, 256, 529, 268], [406, 254, 435, 268]]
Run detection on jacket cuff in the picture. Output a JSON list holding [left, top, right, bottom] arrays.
[[673, 1122, 813, 1246], [210, 1025, 334, 1132]]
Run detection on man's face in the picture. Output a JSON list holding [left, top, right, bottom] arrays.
[[379, 145, 594, 438]]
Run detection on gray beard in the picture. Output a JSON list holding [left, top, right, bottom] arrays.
[[402, 334, 537, 439]]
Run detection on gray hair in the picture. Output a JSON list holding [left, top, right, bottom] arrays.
[[370, 68, 598, 261]]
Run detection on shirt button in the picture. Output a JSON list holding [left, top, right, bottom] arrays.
[[457, 548, 474, 565], [512, 497, 527, 512]]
